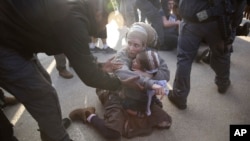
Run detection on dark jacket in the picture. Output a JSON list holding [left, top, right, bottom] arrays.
[[179, 0, 246, 23], [179, 0, 212, 21], [0, 0, 121, 90]]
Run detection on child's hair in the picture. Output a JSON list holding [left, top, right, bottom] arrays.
[[137, 50, 160, 74]]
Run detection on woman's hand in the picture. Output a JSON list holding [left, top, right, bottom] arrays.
[[102, 56, 123, 72]]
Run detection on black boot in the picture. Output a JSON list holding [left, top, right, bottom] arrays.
[[168, 90, 187, 110], [215, 79, 231, 94], [236, 22, 250, 36]]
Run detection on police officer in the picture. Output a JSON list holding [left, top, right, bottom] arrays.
[[0, 0, 138, 141], [168, 0, 247, 109]]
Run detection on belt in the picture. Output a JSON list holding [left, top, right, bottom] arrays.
[[183, 16, 218, 24], [183, 2, 225, 24]]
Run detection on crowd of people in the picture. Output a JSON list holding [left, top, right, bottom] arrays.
[[1, 0, 250, 141]]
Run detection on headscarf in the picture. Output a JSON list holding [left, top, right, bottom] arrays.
[[126, 22, 159, 48], [126, 24, 148, 45]]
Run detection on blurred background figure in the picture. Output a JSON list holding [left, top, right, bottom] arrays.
[[119, 0, 137, 27], [89, 28, 117, 54], [118, 0, 165, 48], [160, 0, 181, 51]]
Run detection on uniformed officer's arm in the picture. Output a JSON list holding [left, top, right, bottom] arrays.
[[58, 14, 122, 91]]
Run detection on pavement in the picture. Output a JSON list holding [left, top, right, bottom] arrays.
[[2, 21, 250, 141]]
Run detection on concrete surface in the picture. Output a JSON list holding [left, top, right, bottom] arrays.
[[2, 21, 250, 141]]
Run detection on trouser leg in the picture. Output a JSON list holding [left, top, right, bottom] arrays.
[[32, 54, 52, 83], [0, 109, 19, 141], [173, 22, 201, 104], [54, 54, 67, 72], [205, 22, 231, 83], [0, 47, 71, 141], [124, 104, 171, 138], [95, 90, 124, 140], [209, 49, 231, 82], [90, 116, 121, 141]]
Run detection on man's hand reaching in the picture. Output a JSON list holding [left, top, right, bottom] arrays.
[[102, 56, 123, 72]]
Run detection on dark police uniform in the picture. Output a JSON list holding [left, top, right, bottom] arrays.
[[169, 0, 247, 109], [0, 0, 122, 141], [0, 110, 18, 141], [0, 89, 18, 141]]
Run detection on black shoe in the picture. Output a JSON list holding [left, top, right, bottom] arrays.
[[216, 80, 231, 94], [236, 22, 250, 36], [242, 22, 250, 36], [240, 22, 250, 36], [168, 90, 187, 110], [62, 118, 71, 129]]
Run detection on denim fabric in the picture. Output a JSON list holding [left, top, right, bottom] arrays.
[[173, 20, 231, 104], [0, 47, 71, 141]]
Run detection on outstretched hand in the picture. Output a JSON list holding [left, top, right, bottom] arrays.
[[102, 56, 123, 72], [120, 76, 144, 91]]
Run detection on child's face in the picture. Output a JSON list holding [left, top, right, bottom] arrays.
[[131, 56, 142, 71]]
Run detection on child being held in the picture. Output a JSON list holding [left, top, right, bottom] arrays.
[[121, 50, 169, 117]]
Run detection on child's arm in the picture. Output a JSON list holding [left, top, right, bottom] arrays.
[[115, 69, 165, 91], [146, 80, 169, 116]]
